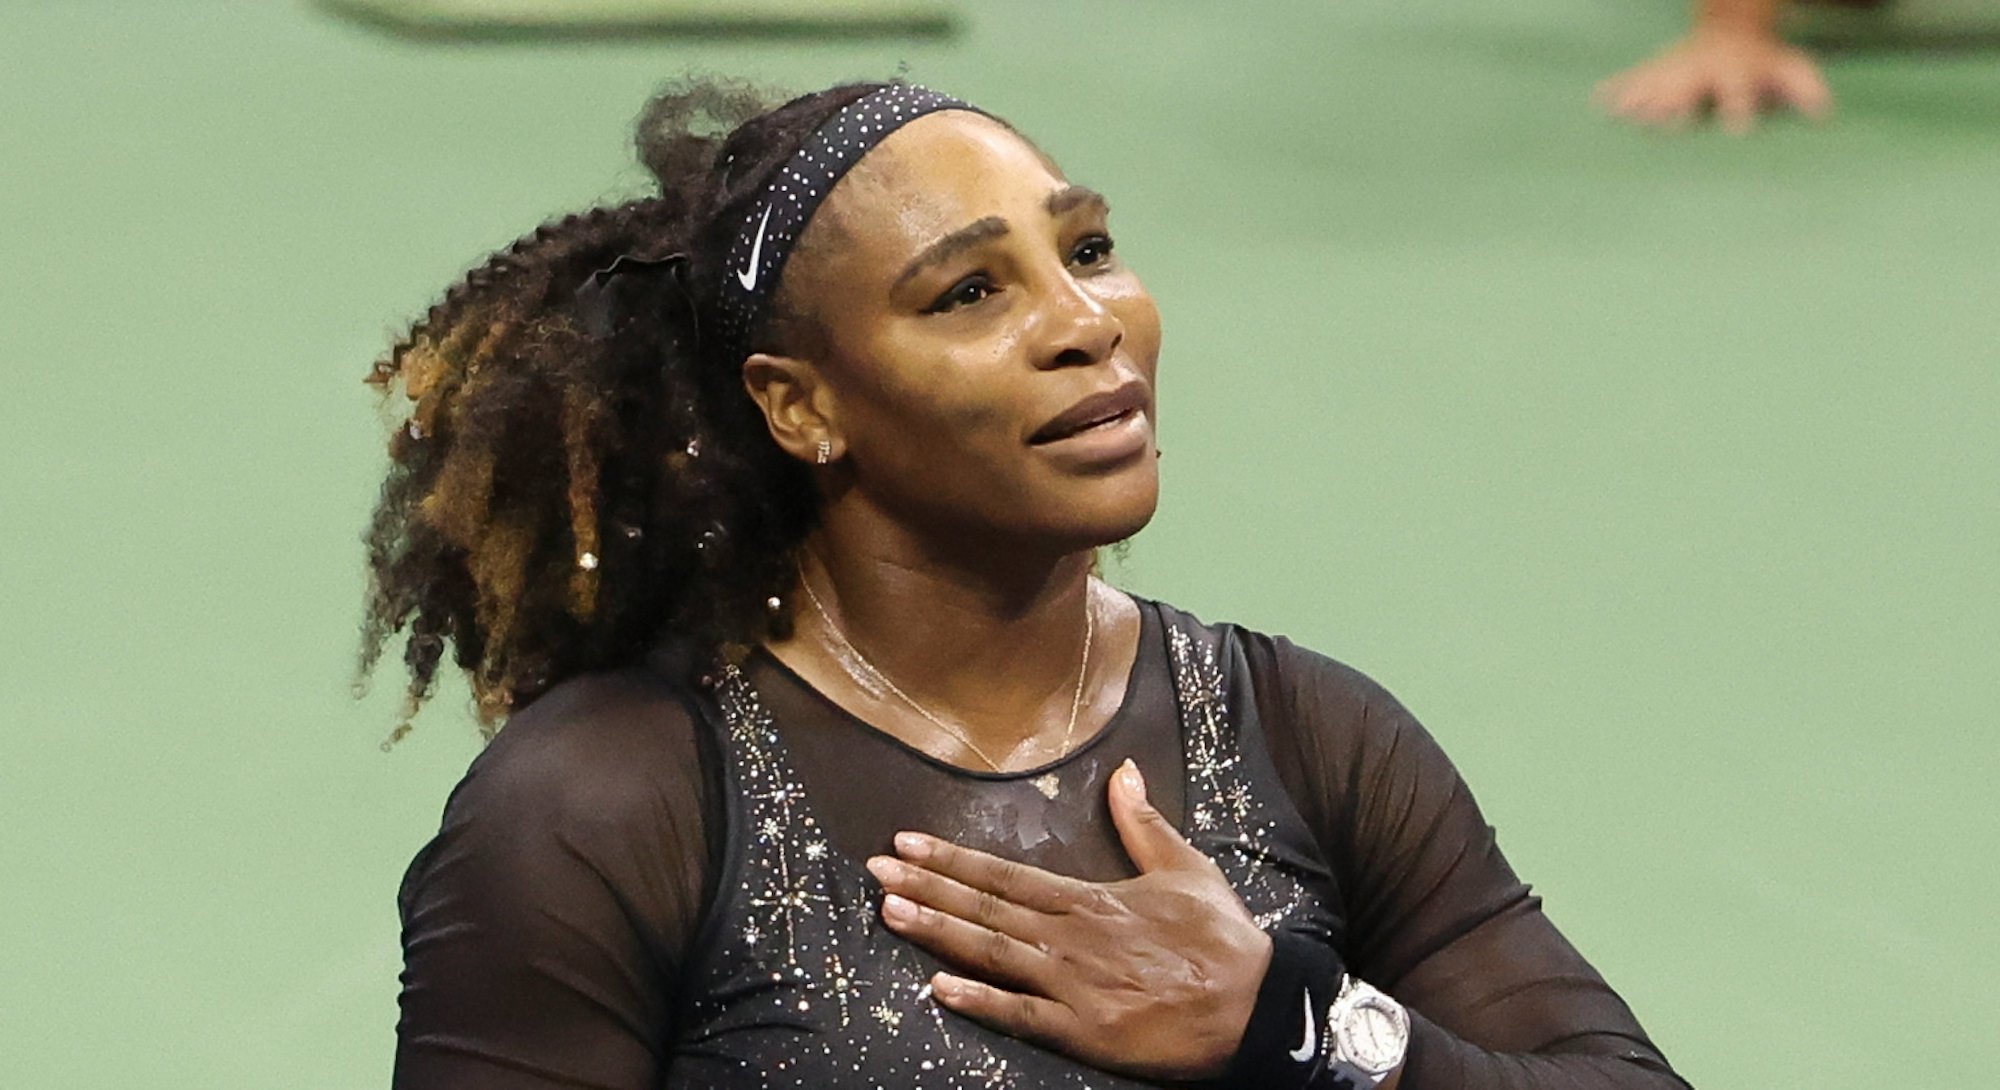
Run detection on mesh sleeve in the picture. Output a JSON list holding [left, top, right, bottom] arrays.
[[391, 667, 719, 1090], [1236, 629, 1693, 1090]]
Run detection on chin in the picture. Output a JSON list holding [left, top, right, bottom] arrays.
[[1060, 469, 1160, 550]]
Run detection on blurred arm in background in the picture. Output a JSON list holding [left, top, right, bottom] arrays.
[[1596, 0, 1837, 132]]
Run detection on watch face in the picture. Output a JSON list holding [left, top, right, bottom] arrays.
[[1339, 995, 1409, 1073]]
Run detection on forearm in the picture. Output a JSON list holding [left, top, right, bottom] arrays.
[[1241, 637, 1693, 1090], [1401, 1010, 1692, 1090]]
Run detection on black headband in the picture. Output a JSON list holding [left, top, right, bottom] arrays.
[[712, 83, 979, 364]]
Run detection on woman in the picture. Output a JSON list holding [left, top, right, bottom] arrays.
[[366, 78, 1690, 1089]]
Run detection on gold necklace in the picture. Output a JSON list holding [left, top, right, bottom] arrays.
[[798, 570, 1094, 798]]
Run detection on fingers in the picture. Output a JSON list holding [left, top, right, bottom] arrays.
[[1107, 760, 1209, 875], [1635, 82, 1699, 129], [879, 891, 1053, 989], [929, 971, 1083, 1053], [867, 854, 1039, 941], [1595, 60, 1702, 129], [1597, 31, 1833, 133], [890, 831, 1088, 914], [1715, 72, 1760, 135], [1770, 53, 1833, 121]]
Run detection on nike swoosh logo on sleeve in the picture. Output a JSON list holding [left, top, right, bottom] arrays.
[[736, 204, 774, 291], [1289, 986, 1317, 1062]]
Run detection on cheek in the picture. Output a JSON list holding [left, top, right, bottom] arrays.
[[1102, 280, 1163, 372], [851, 349, 1023, 467], [859, 388, 1043, 522]]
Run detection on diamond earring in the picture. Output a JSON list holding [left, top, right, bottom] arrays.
[[815, 439, 832, 465]]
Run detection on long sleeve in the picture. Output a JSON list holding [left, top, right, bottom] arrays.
[[1235, 629, 1691, 1090], [391, 667, 719, 1090]]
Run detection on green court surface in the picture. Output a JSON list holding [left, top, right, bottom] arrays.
[[2, 1, 1995, 1087]]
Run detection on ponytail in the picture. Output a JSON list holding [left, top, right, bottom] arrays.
[[357, 77, 887, 741]]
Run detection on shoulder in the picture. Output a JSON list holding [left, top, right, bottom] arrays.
[[1140, 596, 1453, 818], [399, 659, 719, 930], [1141, 597, 1481, 875], [394, 664, 713, 1062], [1142, 596, 1418, 737], [435, 660, 713, 846]]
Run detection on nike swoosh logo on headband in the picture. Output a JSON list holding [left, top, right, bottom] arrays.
[[736, 204, 774, 292], [1290, 986, 1317, 1063]]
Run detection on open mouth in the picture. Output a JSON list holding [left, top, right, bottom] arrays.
[[1031, 404, 1139, 444], [1029, 382, 1149, 445]]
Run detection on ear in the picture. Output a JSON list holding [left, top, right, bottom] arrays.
[[742, 352, 842, 464]]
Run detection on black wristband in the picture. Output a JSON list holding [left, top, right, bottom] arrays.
[[1217, 928, 1345, 1089]]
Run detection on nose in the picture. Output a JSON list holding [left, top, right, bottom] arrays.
[[1032, 270, 1123, 371]]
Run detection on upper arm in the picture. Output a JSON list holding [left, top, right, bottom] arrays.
[[1240, 631, 1678, 1065], [392, 672, 715, 1090]]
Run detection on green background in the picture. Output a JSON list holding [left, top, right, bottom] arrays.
[[3, 1, 1995, 1086]]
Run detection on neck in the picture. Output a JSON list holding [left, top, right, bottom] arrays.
[[786, 508, 1098, 753]]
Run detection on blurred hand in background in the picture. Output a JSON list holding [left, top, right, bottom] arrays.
[[1597, 0, 1836, 132]]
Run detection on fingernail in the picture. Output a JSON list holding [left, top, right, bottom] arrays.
[[894, 831, 931, 859], [1119, 759, 1145, 798], [931, 973, 962, 1001], [865, 856, 902, 884], [883, 893, 918, 925]]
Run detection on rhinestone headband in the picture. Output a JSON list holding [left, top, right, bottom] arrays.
[[712, 83, 979, 364]]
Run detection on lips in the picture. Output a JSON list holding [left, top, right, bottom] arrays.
[[1029, 380, 1150, 445]]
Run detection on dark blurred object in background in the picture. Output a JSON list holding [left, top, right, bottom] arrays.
[[318, 0, 957, 41]]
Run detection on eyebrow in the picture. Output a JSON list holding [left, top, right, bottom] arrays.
[[1046, 185, 1109, 218], [892, 185, 1112, 291]]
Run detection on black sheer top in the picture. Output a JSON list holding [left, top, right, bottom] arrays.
[[392, 599, 1690, 1089]]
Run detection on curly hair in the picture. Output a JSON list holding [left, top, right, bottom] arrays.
[[357, 77, 890, 742]]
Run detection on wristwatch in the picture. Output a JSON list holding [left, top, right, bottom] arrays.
[[1327, 975, 1410, 1086]]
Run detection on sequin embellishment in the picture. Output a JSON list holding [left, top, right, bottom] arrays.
[[669, 616, 1317, 1088], [1167, 625, 1309, 932]]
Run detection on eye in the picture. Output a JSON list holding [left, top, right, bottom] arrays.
[[1070, 233, 1115, 269], [925, 274, 997, 314]]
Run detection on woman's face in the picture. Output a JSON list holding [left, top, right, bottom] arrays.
[[769, 110, 1163, 555]]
